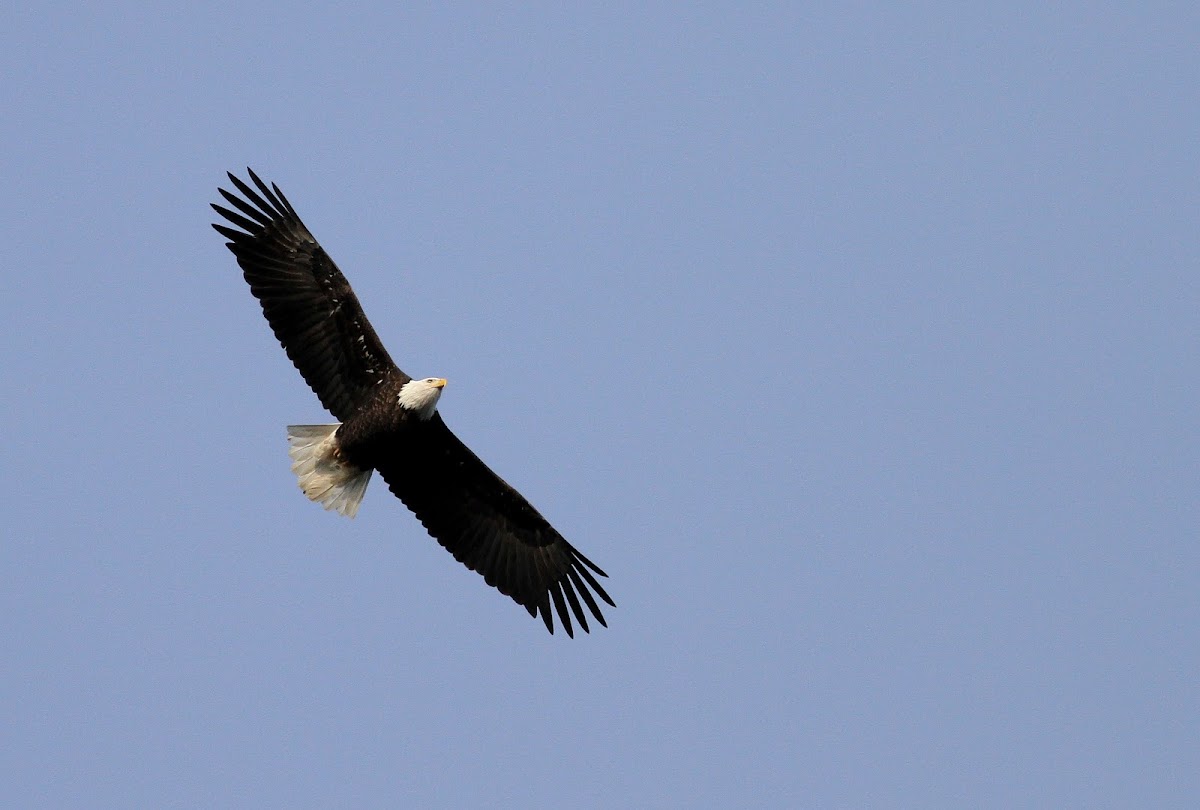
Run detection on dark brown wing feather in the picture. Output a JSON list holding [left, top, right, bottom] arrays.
[[211, 169, 403, 419], [372, 415, 615, 637]]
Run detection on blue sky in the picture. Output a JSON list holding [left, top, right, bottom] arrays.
[[3, 3, 1197, 807]]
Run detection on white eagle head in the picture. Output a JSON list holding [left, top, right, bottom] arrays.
[[397, 377, 447, 420]]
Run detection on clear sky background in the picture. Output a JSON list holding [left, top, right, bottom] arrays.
[[3, 3, 1196, 807]]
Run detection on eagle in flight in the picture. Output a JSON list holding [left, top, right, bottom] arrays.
[[211, 169, 613, 636]]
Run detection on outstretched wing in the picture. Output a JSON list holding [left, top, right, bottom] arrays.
[[212, 169, 403, 420], [374, 415, 615, 637]]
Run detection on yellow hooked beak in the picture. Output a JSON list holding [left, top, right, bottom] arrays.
[[431, 378, 447, 389]]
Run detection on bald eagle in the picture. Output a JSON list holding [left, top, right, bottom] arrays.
[[211, 169, 613, 636]]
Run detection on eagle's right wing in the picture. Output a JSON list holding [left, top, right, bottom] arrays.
[[212, 169, 405, 419]]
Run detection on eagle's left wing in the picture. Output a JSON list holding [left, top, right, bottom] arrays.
[[373, 414, 615, 636]]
